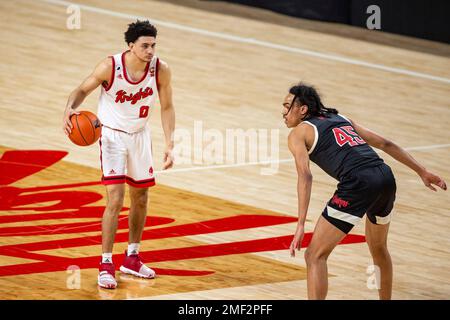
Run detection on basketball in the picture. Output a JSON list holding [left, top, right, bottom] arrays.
[[68, 111, 102, 146]]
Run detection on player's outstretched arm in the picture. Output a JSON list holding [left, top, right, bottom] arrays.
[[288, 124, 313, 257], [351, 119, 447, 192], [62, 58, 112, 136], [157, 60, 175, 170]]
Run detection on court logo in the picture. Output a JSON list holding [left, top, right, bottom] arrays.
[[0, 150, 366, 279]]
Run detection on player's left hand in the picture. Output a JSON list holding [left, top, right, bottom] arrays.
[[420, 170, 447, 192], [290, 224, 305, 257], [163, 148, 174, 170]]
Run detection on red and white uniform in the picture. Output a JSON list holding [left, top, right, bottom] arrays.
[[97, 51, 159, 188]]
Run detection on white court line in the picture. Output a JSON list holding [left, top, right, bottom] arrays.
[[155, 158, 293, 174], [155, 143, 450, 174], [41, 0, 450, 84], [401, 143, 450, 151]]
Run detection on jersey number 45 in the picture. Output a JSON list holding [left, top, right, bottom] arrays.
[[332, 126, 366, 147]]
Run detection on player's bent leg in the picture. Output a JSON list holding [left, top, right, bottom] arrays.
[[304, 216, 347, 300], [365, 217, 392, 300], [102, 184, 126, 253], [119, 185, 155, 279], [99, 184, 125, 289], [128, 186, 149, 244]]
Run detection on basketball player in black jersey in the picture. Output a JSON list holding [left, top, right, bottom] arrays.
[[283, 83, 447, 300]]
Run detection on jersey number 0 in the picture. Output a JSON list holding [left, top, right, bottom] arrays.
[[139, 106, 149, 118]]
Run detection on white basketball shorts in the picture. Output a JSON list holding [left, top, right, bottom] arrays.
[[99, 125, 155, 188]]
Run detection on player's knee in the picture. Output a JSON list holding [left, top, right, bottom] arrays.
[[105, 200, 123, 214], [105, 193, 125, 214], [367, 240, 389, 258], [367, 240, 386, 250], [366, 234, 387, 248], [131, 189, 148, 208], [304, 247, 329, 266]]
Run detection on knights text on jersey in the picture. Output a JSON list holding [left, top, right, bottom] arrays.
[[303, 114, 384, 181], [97, 51, 159, 133]]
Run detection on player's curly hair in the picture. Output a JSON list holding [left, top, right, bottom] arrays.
[[124, 20, 157, 44], [289, 83, 338, 118]]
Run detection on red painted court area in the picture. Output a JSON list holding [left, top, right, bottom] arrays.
[[0, 150, 365, 277]]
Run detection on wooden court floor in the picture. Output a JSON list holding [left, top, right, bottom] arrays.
[[0, 0, 449, 299]]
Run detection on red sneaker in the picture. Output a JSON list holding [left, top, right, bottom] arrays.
[[120, 251, 156, 279], [98, 262, 117, 289]]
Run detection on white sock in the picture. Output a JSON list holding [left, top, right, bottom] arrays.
[[102, 253, 113, 264], [127, 243, 140, 255]]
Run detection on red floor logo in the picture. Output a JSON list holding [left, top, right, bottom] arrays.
[[0, 150, 365, 277]]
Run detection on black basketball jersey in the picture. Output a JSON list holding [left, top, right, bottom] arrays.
[[304, 113, 384, 181]]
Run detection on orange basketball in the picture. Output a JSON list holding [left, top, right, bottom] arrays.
[[68, 111, 102, 146]]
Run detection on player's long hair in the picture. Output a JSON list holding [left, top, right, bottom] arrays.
[[289, 83, 338, 119]]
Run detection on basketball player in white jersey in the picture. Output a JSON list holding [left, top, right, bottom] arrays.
[[62, 20, 175, 289]]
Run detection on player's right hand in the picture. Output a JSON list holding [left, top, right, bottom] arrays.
[[289, 224, 305, 257], [420, 170, 447, 192], [63, 109, 80, 136], [162, 148, 174, 170]]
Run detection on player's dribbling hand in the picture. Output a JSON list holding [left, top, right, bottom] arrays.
[[290, 224, 305, 257], [419, 170, 447, 192], [163, 149, 174, 170], [62, 109, 80, 136]]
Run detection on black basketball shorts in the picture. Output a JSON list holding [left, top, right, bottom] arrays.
[[322, 163, 397, 234]]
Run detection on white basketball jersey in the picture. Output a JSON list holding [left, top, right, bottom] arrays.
[[98, 51, 159, 133]]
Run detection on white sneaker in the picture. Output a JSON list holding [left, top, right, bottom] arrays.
[[98, 262, 117, 289], [120, 251, 156, 279]]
